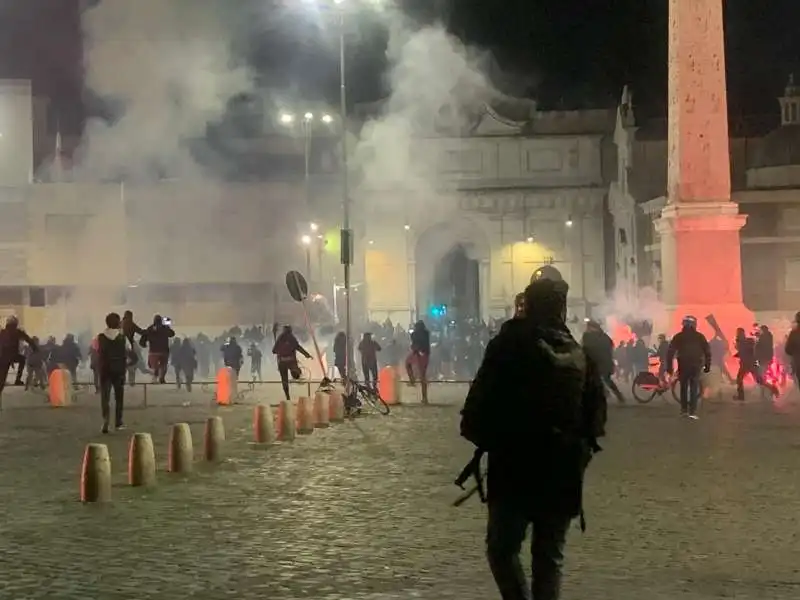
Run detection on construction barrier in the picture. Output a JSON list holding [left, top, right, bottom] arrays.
[[313, 392, 330, 428], [215, 367, 238, 406], [296, 396, 315, 435], [49, 368, 73, 407], [168, 423, 193, 474], [80, 443, 111, 503], [276, 400, 296, 442], [203, 416, 225, 462], [253, 404, 275, 445], [128, 433, 156, 487]]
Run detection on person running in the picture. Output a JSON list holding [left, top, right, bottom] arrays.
[[0, 316, 36, 401], [272, 326, 312, 401]]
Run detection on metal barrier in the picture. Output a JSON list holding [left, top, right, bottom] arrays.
[[0, 377, 473, 412]]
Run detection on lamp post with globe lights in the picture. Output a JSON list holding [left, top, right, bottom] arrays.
[[279, 111, 334, 210], [566, 215, 589, 318], [300, 0, 386, 379], [301, 234, 313, 280]]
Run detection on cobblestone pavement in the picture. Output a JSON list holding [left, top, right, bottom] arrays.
[[1, 384, 800, 599]]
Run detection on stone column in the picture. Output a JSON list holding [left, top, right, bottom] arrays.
[[479, 259, 490, 322], [655, 0, 751, 339]]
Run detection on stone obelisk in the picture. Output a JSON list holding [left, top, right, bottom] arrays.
[[656, 0, 751, 339]]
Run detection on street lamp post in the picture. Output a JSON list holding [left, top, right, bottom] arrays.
[[301, 234, 312, 280], [335, 3, 355, 380], [566, 215, 589, 318]]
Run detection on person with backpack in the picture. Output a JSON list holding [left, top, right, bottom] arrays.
[[459, 277, 607, 600], [272, 325, 312, 401], [97, 312, 132, 433]]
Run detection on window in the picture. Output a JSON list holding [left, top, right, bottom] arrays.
[[0, 286, 23, 305], [792, 103, 799, 123], [28, 287, 45, 307], [618, 228, 628, 246], [785, 259, 800, 292]]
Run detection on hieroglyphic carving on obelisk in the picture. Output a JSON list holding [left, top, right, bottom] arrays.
[[666, 0, 731, 204]]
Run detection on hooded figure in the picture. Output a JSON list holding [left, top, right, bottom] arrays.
[[460, 278, 606, 600], [405, 320, 431, 403], [272, 325, 312, 401]]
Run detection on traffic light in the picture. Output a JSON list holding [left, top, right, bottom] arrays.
[[429, 304, 447, 318]]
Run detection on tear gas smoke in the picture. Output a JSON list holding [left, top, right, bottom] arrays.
[[352, 14, 509, 315], [593, 287, 667, 344], [79, 0, 253, 180], [38, 0, 303, 339]]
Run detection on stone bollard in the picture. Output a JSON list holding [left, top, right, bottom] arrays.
[[49, 367, 73, 407], [80, 443, 111, 503], [203, 416, 225, 462], [168, 423, 193, 474], [328, 390, 345, 423], [215, 367, 238, 406], [128, 433, 156, 487], [276, 399, 296, 442], [296, 396, 315, 434], [253, 404, 275, 445], [313, 392, 330, 428]]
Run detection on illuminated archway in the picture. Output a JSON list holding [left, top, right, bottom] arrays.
[[413, 218, 490, 322]]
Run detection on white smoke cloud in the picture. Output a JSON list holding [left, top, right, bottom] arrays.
[[78, 0, 254, 180], [350, 14, 507, 316], [353, 18, 494, 196]]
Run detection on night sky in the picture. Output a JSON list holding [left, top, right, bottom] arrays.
[[1, 0, 799, 134]]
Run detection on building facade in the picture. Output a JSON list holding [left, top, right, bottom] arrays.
[[0, 79, 620, 335], [609, 77, 800, 323], [352, 103, 616, 325]]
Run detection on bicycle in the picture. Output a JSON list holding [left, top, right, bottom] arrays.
[[632, 370, 706, 405], [318, 375, 390, 416], [631, 370, 680, 404]]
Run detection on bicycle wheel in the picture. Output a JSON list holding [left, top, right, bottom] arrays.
[[358, 385, 390, 415], [670, 378, 680, 403], [631, 371, 659, 404]]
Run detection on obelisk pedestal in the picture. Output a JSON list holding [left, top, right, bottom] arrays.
[[656, 0, 752, 343]]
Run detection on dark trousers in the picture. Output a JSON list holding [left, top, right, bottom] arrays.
[[679, 371, 701, 414], [601, 373, 625, 403], [277, 361, 301, 401], [12, 354, 25, 384], [736, 362, 775, 399], [0, 358, 14, 397], [486, 500, 571, 600], [176, 368, 194, 391], [100, 372, 125, 427], [362, 361, 378, 386]]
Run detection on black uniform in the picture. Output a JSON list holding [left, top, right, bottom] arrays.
[[666, 327, 711, 416], [460, 279, 606, 600]]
